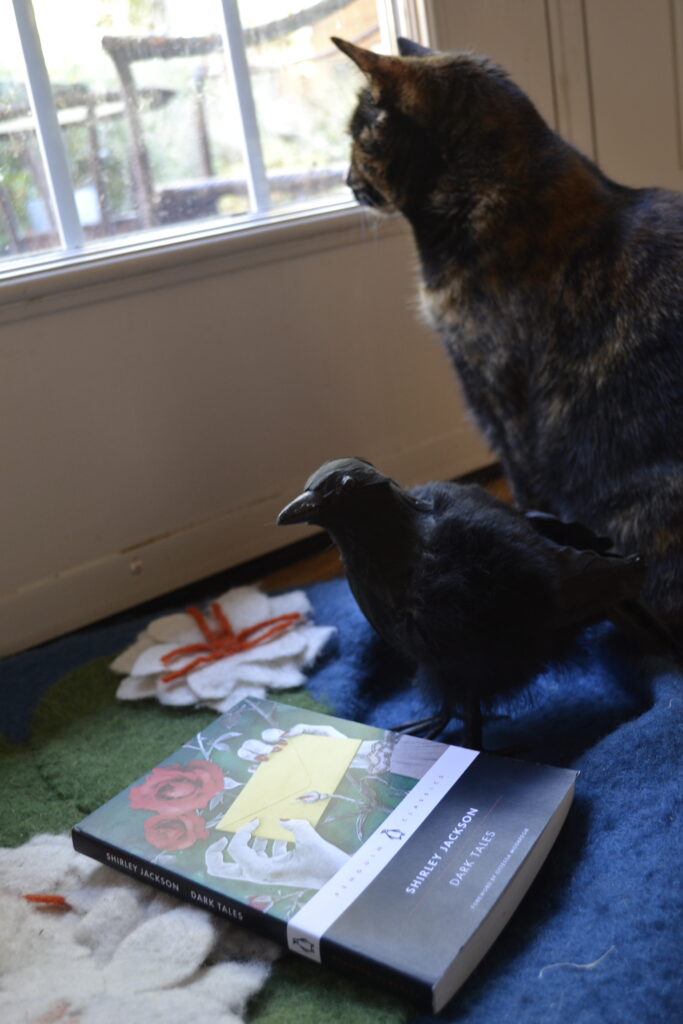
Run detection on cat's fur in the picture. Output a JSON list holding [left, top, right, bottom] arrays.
[[333, 36, 683, 631]]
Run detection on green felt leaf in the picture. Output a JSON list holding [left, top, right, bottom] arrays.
[[0, 734, 80, 846], [249, 954, 408, 1024], [1, 656, 332, 843], [0, 657, 406, 1024], [29, 656, 217, 813]]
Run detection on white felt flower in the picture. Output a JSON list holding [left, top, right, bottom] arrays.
[[0, 834, 278, 1024], [111, 586, 335, 712]]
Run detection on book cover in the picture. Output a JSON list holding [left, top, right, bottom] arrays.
[[72, 697, 576, 1011]]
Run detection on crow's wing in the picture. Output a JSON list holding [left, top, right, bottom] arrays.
[[525, 509, 683, 662], [524, 509, 615, 553], [546, 544, 645, 627], [524, 508, 643, 623]]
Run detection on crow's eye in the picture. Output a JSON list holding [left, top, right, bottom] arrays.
[[338, 474, 356, 493]]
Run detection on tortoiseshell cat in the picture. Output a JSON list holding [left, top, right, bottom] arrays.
[[333, 35, 683, 632]]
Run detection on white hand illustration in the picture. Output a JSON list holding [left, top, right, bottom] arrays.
[[205, 818, 348, 889]]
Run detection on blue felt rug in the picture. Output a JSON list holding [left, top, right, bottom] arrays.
[[302, 578, 683, 1023], [2, 574, 682, 1021]]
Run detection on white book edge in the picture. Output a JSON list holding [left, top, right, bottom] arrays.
[[432, 780, 576, 1012]]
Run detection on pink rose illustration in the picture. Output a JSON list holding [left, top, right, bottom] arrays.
[[129, 759, 224, 814], [248, 894, 274, 913], [143, 810, 210, 850]]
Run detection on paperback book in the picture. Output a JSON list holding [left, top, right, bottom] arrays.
[[72, 697, 576, 1012]]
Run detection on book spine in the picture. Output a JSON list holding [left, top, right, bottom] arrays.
[[71, 826, 435, 1008], [71, 826, 287, 945]]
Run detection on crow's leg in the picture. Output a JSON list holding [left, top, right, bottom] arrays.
[[461, 692, 483, 750], [393, 704, 451, 739], [393, 693, 485, 749]]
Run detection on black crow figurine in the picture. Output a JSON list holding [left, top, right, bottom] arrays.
[[277, 458, 676, 749]]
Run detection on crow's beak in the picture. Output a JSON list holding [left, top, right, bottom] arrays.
[[277, 490, 321, 526]]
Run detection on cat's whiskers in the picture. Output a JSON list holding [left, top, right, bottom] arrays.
[[358, 205, 380, 241]]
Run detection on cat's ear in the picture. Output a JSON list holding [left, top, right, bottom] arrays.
[[332, 36, 425, 115], [397, 37, 435, 58]]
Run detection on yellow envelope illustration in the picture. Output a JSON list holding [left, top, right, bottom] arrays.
[[217, 733, 362, 841]]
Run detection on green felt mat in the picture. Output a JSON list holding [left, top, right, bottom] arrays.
[[1, 656, 408, 1024]]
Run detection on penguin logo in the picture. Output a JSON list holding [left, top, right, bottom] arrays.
[[381, 828, 406, 841], [292, 936, 316, 955]]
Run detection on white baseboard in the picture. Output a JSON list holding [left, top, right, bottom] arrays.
[[0, 431, 491, 656]]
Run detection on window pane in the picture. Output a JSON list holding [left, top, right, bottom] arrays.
[[237, 0, 385, 213], [32, 0, 251, 238], [1, 0, 395, 269], [0, 2, 60, 258]]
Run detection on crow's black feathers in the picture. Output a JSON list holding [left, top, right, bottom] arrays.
[[278, 458, 669, 748]]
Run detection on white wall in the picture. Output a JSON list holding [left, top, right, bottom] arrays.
[[0, 210, 490, 654]]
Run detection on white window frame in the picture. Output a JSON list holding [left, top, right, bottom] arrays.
[[2, 0, 433, 302]]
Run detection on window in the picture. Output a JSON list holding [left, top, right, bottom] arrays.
[[0, 0, 428, 275]]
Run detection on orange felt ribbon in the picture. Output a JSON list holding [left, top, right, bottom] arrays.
[[22, 893, 70, 909], [160, 602, 303, 683]]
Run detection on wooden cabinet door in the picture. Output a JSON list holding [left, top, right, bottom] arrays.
[[428, 0, 559, 128], [581, 0, 683, 188], [430, 0, 683, 188]]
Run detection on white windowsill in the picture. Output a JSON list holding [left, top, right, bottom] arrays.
[[0, 201, 407, 325]]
